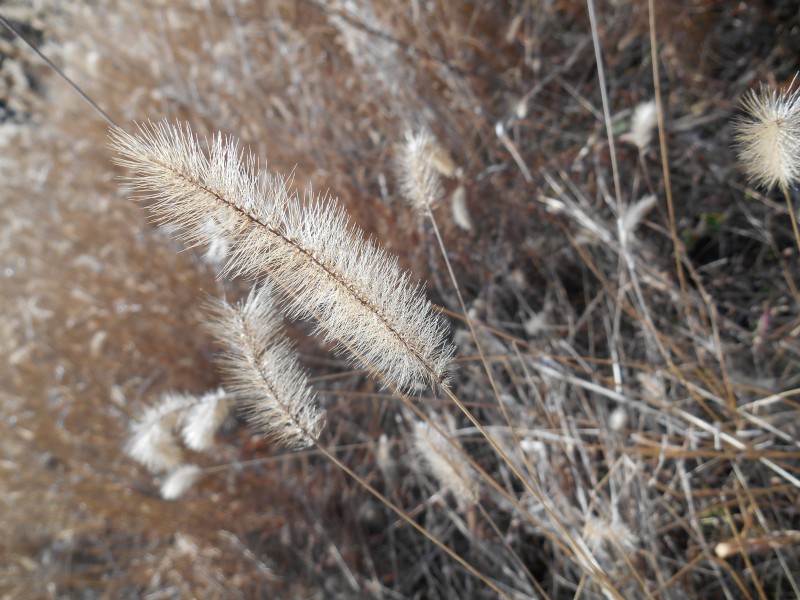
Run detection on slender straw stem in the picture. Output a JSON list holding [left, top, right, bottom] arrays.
[[422, 207, 614, 589], [781, 185, 800, 257], [0, 14, 119, 128], [647, 0, 689, 316], [315, 444, 514, 599], [424, 206, 540, 488]]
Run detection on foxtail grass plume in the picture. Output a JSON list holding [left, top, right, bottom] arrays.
[[412, 416, 478, 510], [181, 387, 230, 451], [126, 392, 197, 473], [733, 77, 800, 191], [160, 464, 203, 500], [111, 121, 454, 392], [126, 389, 231, 473], [207, 287, 324, 448], [395, 128, 456, 211], [622, 100, 657, 150]]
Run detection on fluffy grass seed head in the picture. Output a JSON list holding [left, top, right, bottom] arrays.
[[180, 387, 230, 451], [160, 464, 203, 500], [733, 78, 800, 191], [582, 513, 638, 562], [395, 128, 455, 211], [623, 100, 657, 150], [412, 417, 478, 510], [126, 389, 231, 472], [111, 120, 455, 392], [206, 287, 325, 448], [125, 392, 197, 473]]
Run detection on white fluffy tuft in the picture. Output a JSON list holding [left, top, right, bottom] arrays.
[[395, 128, 453, 211], [450, 186, 473, 232], [125, 392, 196, 473], [180, 387, 230, 451], [622, 194, 657, 235], [582, 514, 637, 560], [160, 464, 203, 500], [412, 417, 478, 510], [625, 100, 657, 150], [126, 389, 230, 473], [733, 80, 800, 191]]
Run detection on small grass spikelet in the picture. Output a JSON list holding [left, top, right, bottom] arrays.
[[395, 128, 451, 211], [125, 392, 197, 473], [582, 513, 637, 562], [733, 78, 800, 191], [125, 390, 231, 473], [110, 120, 455, 392], [412, 416, 478, 510], [207, 287, 324, 448], [180, 387, 230, 451], [623, 100, 657, 150], [160, 464, 203, 501]]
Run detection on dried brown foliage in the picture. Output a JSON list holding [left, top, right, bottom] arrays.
[[2, 0, 800, 597]]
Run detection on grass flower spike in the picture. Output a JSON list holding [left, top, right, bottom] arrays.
[[125, 392, 198, 473], [125, 389, 231, 473], [733, 78, 800, 192], [110, 121, 454, 392], [395, 128, 454, 211], [181, 388, 230, 451], [160, 464, 203, 501], [623, 100, 657, 150], [207, 287, 325, 448], [413, 418, 478, 510]]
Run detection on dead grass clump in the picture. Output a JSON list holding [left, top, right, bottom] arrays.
[[1, 0, 799, 598]]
